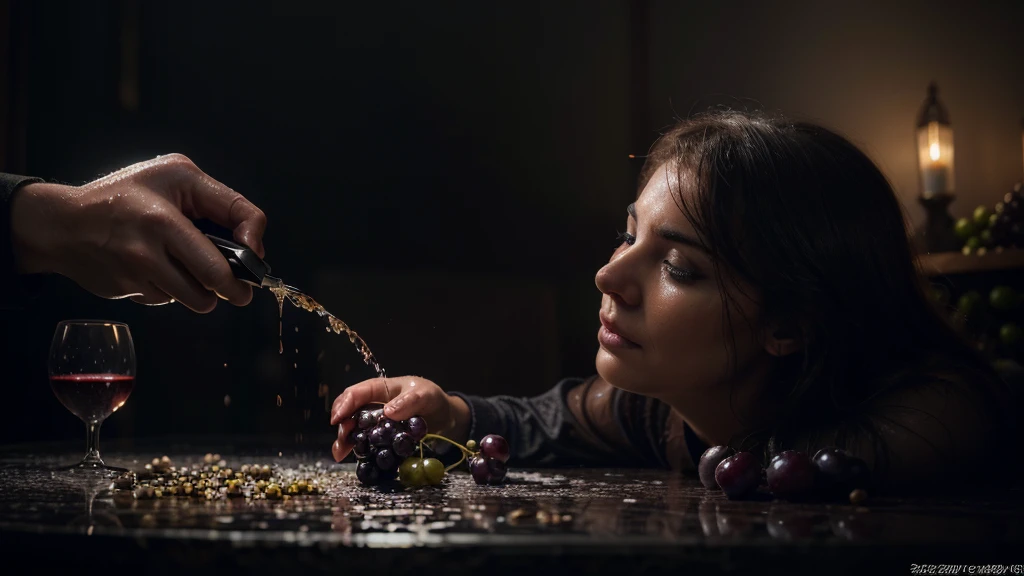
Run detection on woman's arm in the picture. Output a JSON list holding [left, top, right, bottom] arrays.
[[450, 376, 670, 467], [330, 375, 672, 468]]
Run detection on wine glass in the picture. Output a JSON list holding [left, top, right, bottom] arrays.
[[49, 320, 136, 473]]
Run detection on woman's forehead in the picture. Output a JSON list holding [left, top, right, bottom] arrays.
[[635, 163, 696, 227]]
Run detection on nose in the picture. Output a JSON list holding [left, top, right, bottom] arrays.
[[595, 252, 642, 308]]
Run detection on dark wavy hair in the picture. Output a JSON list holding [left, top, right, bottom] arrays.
[[639, 110, 1010, 476]]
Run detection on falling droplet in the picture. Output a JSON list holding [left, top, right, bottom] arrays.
[[344, 364, 351, 372], [294, 348, 298, 354], [223, 363, 228, 368], [294, 326, 299, 333], [224, 395, 231, 407], [276, 395, 282, 407], [293, 362, 298, 369]]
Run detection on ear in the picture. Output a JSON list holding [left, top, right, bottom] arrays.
[[763, 326, 802, 357]]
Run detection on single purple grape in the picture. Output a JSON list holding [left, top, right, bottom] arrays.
[[369, 426, 389, 447], [391, 432, 415, 458], [469, 456, 491, 485], [406, 416, 427, 441], [767, 450, 816, 500], [356, 461, 379, 486], [715, 452, 760, 500], [379, 420, 399, 443], [352, 431, 370, 459], [479, 434, 510, 463], [812, 447, 852, 498], [376, 448, 398, 471], [357, 410, 376, 430], [698, 446, 735, 489], [486, 458, 507, 484]]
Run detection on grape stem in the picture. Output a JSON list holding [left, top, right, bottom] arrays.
[[420, 433, 477, 473]]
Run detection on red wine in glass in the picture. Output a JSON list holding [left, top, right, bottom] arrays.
[[49, 321, 136, 473], [50, 374, 135, 423]]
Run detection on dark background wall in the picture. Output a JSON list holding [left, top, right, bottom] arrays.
[[0, 0, 1021, 450]]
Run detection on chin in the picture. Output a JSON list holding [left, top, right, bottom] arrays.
[[595, 348, 651, 396]]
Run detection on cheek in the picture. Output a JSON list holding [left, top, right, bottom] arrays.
[[646, 290, 759, 387]]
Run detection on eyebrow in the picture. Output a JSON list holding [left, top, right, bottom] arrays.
[[626, 202, 708, 253]]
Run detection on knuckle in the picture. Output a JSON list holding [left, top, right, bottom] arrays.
[[162, 153, 197, 171]]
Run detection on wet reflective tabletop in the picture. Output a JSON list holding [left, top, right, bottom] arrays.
[[2, 439, 1022, 575]]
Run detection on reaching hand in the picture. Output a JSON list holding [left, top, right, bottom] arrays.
[[10, 154, 267, 312], [328, 376, 469, 462]]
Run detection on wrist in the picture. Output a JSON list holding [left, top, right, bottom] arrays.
[[444, 394, 472, 445], [10, 182, 71, 275]]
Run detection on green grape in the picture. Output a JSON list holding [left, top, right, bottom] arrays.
[[957, 290, 985, 318], [965, 236, 982, 250], [974, 205, 991, 227], [422, 458, 445, 486], [1000, 323, 1023, 348], [398, 457, 426, 487], [954, 218, 976, 241], [980, 229, 994, 246], [990, 285, 1019, 311]]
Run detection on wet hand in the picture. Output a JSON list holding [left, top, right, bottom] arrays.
[[10, 154, 267, 312], [329, 376, 468, 462]]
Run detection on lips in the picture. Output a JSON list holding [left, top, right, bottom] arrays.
[[599, 312, 641, 348]]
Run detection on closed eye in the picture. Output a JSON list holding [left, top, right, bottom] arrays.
[[663, 260, 699, 283]]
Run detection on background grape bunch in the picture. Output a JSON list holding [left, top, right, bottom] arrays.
[[954, 183, 1024, 255], [934, 182, 1024, 373]]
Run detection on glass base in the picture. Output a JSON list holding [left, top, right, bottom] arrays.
[[56, 457, 127, 475]]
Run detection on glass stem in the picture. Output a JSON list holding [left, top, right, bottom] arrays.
[[83, 420, 103, 465]]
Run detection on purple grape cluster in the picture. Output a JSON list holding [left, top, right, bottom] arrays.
[[347, 406, 428, 486], [468, 434, 509, 485], [699, 445, 871, 502]]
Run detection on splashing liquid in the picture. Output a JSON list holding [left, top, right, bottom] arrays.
[[268, 284, 387, 384]]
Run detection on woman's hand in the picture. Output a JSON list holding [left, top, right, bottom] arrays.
[[328, 376, 470, 462], [10, 154, 267, 312]]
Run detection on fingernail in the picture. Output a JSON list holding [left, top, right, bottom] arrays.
[[386, 399, 403, 413]]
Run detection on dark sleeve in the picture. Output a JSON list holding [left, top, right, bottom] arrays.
[[0, 173, 45, 303], [447, 376, 673, 468]]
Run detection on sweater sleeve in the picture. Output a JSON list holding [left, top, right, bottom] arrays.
[[448, 375, 673, 468], [0, 172, 45, 305]]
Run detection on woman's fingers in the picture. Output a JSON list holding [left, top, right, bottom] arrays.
[[383, 390, 425, 421], [332, 419, 359, 462], [330, 378, 399, 425]]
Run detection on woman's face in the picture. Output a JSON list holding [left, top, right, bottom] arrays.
[[594, 163, 767, 402]]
